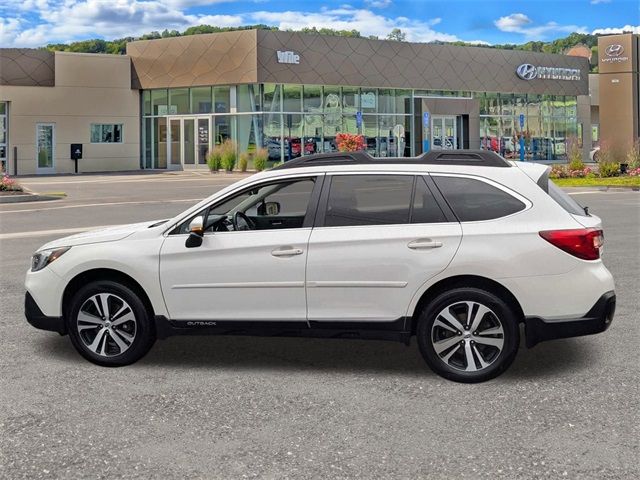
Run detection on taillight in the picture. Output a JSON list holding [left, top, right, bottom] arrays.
[[539, 228, 604, 260]]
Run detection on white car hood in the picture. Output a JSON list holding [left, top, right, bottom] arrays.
[[38, 220, 167, 250]]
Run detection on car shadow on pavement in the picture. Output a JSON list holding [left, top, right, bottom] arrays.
[[39, 333, 593, 380]]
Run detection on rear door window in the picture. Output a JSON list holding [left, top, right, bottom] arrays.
[[432, 176, 525, 222]]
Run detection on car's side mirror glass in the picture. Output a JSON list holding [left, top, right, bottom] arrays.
[[188, 216, 204, 236]]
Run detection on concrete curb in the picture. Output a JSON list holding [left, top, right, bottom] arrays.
[[0, 192, 65, 204], [562, 186, 640, 192]]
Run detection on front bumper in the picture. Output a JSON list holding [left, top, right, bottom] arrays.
[[25, 292, 66, 335], [525, 291, 615, 348]]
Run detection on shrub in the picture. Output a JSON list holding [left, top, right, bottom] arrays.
[[206, 148, 222, 172], [549, 165, 568, 179], [220, 140, 237, 172], [253, 148, 268, 171], [335, 133, 365, 152], [0, 173, 22, 192], [566, 136, 584, 171], [238, 152, 249, 172], [627, 140, 640, 169], [598, 161, 619, 178]]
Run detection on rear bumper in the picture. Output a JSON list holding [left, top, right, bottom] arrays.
[[25, 292, 66, 335], [525, 291, 615, 348]]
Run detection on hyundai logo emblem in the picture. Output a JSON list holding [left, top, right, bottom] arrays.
[[516, 64, 537, 80], [605, 44, 624, 57]]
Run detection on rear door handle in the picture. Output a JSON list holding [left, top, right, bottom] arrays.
[[271, 247, 304, 257], [408, 239, 443, 250]]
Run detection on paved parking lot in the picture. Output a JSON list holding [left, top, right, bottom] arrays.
[[1, 172, 638, 479]]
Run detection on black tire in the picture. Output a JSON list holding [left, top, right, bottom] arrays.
[[593, 151, 599, 163], [66, 280, 156, 367], [416, 287, 519, 383]]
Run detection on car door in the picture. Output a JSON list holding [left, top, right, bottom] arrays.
[[159, 175, 322, 321], [306, 173, 462, 323]]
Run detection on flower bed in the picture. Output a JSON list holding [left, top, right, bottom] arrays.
[[0, 173, 23, 193]]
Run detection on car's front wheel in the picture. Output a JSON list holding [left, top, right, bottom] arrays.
[[66, 280, 156, 366], [416, 288, 520, 383]]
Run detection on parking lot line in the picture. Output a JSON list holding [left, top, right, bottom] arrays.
[[0, 197, 202, 214], [0, 225, 119, 240]]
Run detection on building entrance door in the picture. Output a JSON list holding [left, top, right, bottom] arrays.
[[432, 116, 458, 150], [167, 117, 210, 170]]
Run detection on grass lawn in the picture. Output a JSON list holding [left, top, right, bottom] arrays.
[[553, 177, 640, 188]]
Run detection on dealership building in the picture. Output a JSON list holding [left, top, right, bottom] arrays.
[[1, 30, 637, 175]]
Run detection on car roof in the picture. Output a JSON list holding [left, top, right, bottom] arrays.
[[272, 150, 511, 170]]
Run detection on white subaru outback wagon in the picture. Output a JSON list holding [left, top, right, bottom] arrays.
[[25, 151, 616, 383]]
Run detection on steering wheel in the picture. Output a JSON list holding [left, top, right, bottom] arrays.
[[233, 211, 256, 231]]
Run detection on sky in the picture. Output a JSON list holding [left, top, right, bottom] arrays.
[[0, 0, 638, 48]]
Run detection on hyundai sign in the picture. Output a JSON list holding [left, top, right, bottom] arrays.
[[516, 63, 581, 81], [601, 44, 629, 64]]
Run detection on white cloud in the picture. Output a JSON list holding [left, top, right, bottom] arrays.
[[1, 0, 244, 47], [495, 13, 532, 32], [250, 7, 460, 42], [593, 25, 640, 34], [495, 12, 587, 39], [365, 0, 392, 8]]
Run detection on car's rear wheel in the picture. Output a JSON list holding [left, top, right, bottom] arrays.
[[416, 288, 519, 383], [66, 280, 156, 366]]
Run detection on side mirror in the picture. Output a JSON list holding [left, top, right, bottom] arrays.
[[189, 216, 204, 235], [185, 216, 204, 248], [264, 201, 281, 216]]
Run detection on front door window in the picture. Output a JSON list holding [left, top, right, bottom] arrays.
[[36, 124, 55, 172]]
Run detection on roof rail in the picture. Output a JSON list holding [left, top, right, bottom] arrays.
[[273, 150, 511, 169]]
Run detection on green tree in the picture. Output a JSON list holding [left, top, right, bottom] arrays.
[[387, 28, 406, 42]]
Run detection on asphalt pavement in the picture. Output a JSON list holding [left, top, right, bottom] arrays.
[[0, 172, 638, 479]]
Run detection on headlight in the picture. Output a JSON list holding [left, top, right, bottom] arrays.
[[31, 247, 71, 272]]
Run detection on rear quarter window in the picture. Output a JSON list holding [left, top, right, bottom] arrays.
[[432, 176, 526, 222], [547, 180, 587, 216]]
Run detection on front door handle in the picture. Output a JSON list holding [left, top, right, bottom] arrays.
[[408, 239, 443, 250], [271, 247, 304, 257]]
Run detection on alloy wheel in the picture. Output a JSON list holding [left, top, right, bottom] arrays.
[[76, 293, 137, 357], [431, 301, 505, 372]]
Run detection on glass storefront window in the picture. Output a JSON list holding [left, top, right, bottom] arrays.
[[143, 118, 152, 168], [395, 90, 411, 115], [36, 124, 54, 169], [342, 87, 359, 114], [213, 86, 230, 113], [323, 86, 341, 113], [237, 84, 261, 113], [283, 114, 303, 160], [304, 114, 322, 156], [169, 88, 189, 115], [236, 114, 262, 157], [191, 86, 212, 114], [360, 88, 377, 113], [263, 84, 281, 113], [151, 89, 168, 115], [378, 89, 395, 114], [283, 84, 302, 112], [154, 117, 167, 168], [362, 114, 378, 156], [264, 113, 282, 161], [303, 85, 322, 113], [142, 91, 151, 116]]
